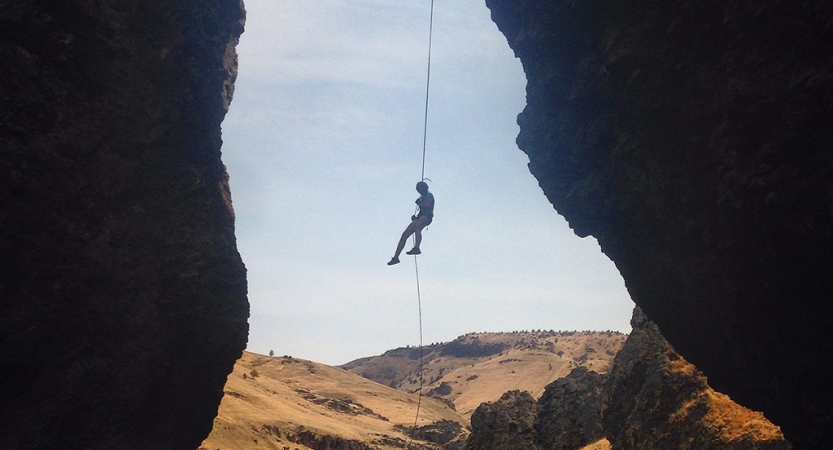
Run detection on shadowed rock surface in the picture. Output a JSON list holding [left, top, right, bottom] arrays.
[[397, 419, 467, 450], [285, 427, 375, 450], [467, 309, 790, 450], [602, 308, 791, 450], [486, 1, 833, 447], [0, 1, 248, 449], [465, 390, 539, 450], [536, 367, 605, 450], [464, 369, 605, 450]]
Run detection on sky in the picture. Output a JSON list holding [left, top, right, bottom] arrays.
[[221, 0, 635, 366]]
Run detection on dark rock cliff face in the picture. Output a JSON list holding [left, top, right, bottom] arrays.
[[602, 308, 791, 449], [0, 1, 248, 449], [466, 309, 790, 450], [485, 1, 833, 447]]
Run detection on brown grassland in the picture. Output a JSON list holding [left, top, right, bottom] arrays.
[[201, 331, 626, 450], [200, 352, 465, 450], [344, 331, 626, 418]]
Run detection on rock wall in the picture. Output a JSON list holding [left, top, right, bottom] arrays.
[[602, 308, 791, 450], [465, 309, 790, 450], [0, 1, 248, 449], [485, 1, 833, 447]]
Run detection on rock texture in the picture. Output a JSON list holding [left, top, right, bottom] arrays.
[[536, 367, 606, 450], [485, 1, 833, 447], [403, 419, 468, 450], [467, 309, 790, 450], [0, 1, 248, 449], [465, 390, 539, 450], [465, 369, 605, 450], [285, 428, 375, 450], [602, 308, 791, 450]]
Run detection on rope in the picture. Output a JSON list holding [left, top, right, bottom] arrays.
[[409, 1, 434, 447], [420, 0, 434, 181], [407, 259, 425, 448]]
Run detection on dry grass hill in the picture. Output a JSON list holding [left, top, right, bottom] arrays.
[[200, 352, 467, 450], [342, 331, 626, 418], [200, 331, 626, 450]]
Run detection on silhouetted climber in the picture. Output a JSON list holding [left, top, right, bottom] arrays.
[[388, 181, 434, 265]]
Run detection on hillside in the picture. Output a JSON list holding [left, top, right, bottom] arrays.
[[200, 352, 468, 450], [342, 331, 626, 418], [462, 309, 791, 450]]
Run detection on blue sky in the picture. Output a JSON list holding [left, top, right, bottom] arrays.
[[221, 0, 634, 366]]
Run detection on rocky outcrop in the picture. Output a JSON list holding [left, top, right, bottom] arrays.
[[536, 367, 605, 450], [465, 390, 539, 450], [440, 340, 509, 358], [602, 308, 791, 450], [467, 309, 790, 450], [485, 1, 833, 447], [429, 381, 454, 397], [399, 419, 467, 450], [286, 428, 375, 450], [465, 369, 605, 450], [0, 1, 248, 449]]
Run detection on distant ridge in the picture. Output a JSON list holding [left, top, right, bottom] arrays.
[[201, 327, 790, 450], [342, 331, 627, 418]]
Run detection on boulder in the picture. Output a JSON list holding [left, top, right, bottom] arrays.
[[466, 390, 539, 450]]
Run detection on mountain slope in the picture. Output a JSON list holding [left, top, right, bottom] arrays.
[[200, 352, 468, 450], [342, 331, 626, 418], [462, 309, 791, 450]]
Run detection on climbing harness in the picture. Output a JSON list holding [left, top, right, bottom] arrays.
[[407, 0, 434, 448]]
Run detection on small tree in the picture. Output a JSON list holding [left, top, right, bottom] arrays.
[[269, 350, 275, 357]]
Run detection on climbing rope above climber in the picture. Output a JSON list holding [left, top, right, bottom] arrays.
[[387, 0, 435, 269], [387, 181, 434, 266]]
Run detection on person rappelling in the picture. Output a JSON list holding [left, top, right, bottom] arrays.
[[388, 181, 434, 266]]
